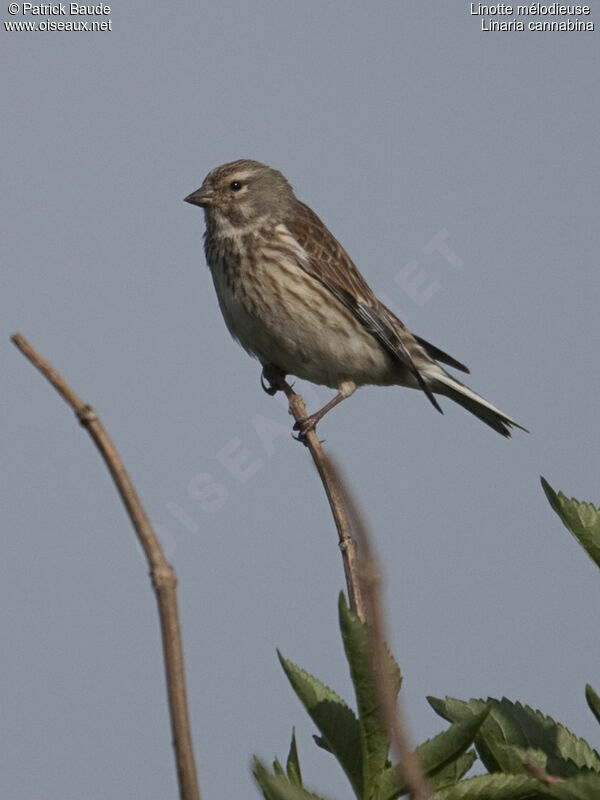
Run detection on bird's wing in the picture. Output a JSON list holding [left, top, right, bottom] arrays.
[[283, 204, 443, 411], [284, 203, 378, 305], [412, 336, 469, 374]]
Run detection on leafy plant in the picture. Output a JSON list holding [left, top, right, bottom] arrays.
[[255, 595, 489, 799], [253, 481, 600, 799], [541, 478, 600, 570]]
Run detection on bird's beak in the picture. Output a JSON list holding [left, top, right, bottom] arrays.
[[184, 187, 213, 207]]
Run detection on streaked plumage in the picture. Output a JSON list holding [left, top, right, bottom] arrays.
[[185, 159, 525, 437]]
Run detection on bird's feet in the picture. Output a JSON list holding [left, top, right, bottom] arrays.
[[292, 414, 319, 439], [290, 390, 346, 443], [260, 364, 286, 396]]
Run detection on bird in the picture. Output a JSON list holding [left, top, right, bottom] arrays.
[[185, 159, 525, 438]]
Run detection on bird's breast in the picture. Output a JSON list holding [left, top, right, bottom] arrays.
[[206, 227, 399, 389]]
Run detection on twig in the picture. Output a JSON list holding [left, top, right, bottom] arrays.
[[275, 378, 366, 622], [11, 333, 200, 800], [324, 455, 431, 800]]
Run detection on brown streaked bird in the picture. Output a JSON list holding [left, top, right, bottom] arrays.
[[185, 159, 525, 437]]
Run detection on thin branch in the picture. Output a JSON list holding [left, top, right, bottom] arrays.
[[275, 377, 366, 622], [11, 333, 200, 800], [324, 455, 432, 800]]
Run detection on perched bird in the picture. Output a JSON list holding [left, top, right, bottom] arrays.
[[185, 159, 524, 437]]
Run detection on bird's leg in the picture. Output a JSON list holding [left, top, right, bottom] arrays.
[[293, 381, 356, 437], [260, 364, 287, 396]]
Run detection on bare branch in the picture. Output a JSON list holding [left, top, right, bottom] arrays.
[[274, 377, 366, 622], [324, 455, 431, 800], [11, 333, 200, 800]]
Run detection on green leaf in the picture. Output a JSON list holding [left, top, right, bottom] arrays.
[[541, 478, 600, 570], [585, 684, 600, 726], [431, 772, 545, 799], [287, 729, 303, 787], [428, 695, 452, 720], [434, 773, 600, 799], [374, 708, 490, 800], [312, 735, 332, 754], [278, 650, 363, 797], [338, 593, 401, 793], [417, 706, 491, 776], [427, 696, 600, 777], [543, 772, 600, 799], [253, 758, 329, 800], [273, 758, 286, 778], [482, 742, 551, 776], [371, 764, 402, 800], [427, 751, 477, 791]]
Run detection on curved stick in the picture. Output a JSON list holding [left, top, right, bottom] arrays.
[[274, 376, 366, 622], [324, 455, 432, 800], [11, 333, 200, 800]]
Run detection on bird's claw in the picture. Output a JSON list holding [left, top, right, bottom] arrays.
[[260, 373, 279, 396], [293, 416, 317, 437], [292, 418, 312, 446], [261, 365, 286, 396], [291, 418, 325, 446]]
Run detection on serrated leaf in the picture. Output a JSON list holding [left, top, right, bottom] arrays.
[[427, 696, 600, 777], [541, 478, 600, 570], [428, 751, 477, 791], [287, 729, 303, 787], [339, 594, 402, 694], [374, 708, 490, 800], [585, 684, 600, 726], [338, 593, 401, 793], [253, 757, 329, 800], [313, 735, 332, 753], [543, 772, 600, 799], [486, 742, 549, 775], [417, 707, 491, 776], [273, 758, 286, 778], [431, 772, 545, 799], [428, 695, 452, 722], [278, 650, 362, 796], [371, 763, 403, 800]]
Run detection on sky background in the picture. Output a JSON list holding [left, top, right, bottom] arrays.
[[3, 3, 600, 798]]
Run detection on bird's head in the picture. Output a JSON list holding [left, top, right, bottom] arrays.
[[184, 159, 296, 228]]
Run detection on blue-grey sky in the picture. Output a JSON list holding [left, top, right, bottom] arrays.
[[3, 3, 599, 799]]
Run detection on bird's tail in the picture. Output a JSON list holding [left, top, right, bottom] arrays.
[[428, 369, 527, 438]]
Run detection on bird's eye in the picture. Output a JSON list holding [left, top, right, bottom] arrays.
[[229, 181, 243, 192]]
